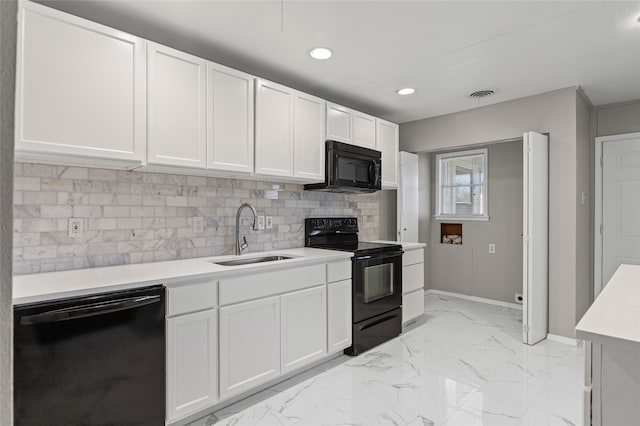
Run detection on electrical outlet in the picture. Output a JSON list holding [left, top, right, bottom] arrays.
[[265, 216, 273, 229], [488, 243, 496, 254], [257, 215, 265, 230], [515, 293, 524, 304], [68, 218, 83, 238], [192, 216, 204, 234]]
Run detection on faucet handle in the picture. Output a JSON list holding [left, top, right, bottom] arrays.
[[240, 236, 249, 251]]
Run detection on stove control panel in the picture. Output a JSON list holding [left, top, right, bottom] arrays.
[[305, 217, 358, 233]]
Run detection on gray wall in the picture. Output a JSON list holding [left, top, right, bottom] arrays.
[[401, 87, 587, 338], [377, 190, 397, 241], [429, 141, 523, 303], [575, 92, 592, 324], [0, 0, 16, 422], [595, 101, 640, 137]]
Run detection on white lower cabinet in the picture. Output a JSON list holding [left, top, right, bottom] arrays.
[[167, 309, 218, 422], [327, 279, 352, 353], [281, 286, 327, 373], [402, 247, 425, 325], [219, 296, 281, 399]]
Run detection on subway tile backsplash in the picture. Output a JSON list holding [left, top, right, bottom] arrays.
[[13, 163, 379, 275]]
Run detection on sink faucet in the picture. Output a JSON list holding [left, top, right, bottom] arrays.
[[235, 203, 258, 255]]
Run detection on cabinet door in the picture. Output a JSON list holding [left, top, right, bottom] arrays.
[[402, 289, 425, 324], [207, 63, 254, 173], [326, 103, 352, 144], [219, 296, 280, 399], [254, 79, 294, 177], [353, 112, 376, 149], [294, 93, 325, 182], [328, 280, 352, 353], [167, 309, 218, 422], [376, 119, 399, 189], [281, 286, 327, 373], [148, 43, 206, 169], [16, 2, 145, 166]]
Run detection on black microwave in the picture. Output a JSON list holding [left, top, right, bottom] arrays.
[[304, 140, 382, 193]]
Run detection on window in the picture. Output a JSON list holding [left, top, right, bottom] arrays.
[[435, 148, 488, 220]]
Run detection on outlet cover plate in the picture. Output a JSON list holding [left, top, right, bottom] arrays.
[[257, 216, 265, 230], [68, 218, 83, 238], [488, 243, 496, 254], [266, 216, 273, 229], [193, 216, 204, 234]]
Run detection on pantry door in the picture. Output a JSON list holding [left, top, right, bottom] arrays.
[[596, 133, 640, 295], [522, 131, 549, 345]]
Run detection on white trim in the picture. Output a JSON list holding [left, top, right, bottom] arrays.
[[546, 333, 579, 346], [425, 289, 522, 310], [434, 215, 489, 222], [594, 132, 640, 298], [435, 148, 489, 218]]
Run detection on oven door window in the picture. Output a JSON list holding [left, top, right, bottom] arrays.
[[364, 263, 394, 303]]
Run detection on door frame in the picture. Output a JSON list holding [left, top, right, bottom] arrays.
[[594, 132, 640, 297]]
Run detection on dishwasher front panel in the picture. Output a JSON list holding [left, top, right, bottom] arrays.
[[14, 285, 166, 426]]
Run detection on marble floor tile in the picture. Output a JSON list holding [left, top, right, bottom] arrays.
[[191, 294, 583, 426]]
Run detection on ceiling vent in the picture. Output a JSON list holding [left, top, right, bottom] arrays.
[[468, 90, 495, 98]]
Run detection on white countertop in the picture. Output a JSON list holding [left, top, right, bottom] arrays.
[[368, 240, 426, 250], [13, 248, 352, 305], [575, 264, 640, 347]]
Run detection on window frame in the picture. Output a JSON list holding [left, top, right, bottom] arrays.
[[434, 148, 489, 221]]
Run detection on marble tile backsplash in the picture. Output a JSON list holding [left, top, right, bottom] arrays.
[[13, 163, 379, 275]]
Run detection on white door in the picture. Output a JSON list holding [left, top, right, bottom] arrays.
[[16, 1, 146, 166], [166, 309, 218, 422], [601, 134, 640, 287], [326, 103, 352, 143], [522, 131, 549, 345], [352, 112, 376, 149], [293, 92, 325, 182], [147, 43, 206, 169], [397, 152, 419, 242], [376, 119, 399, 189], [207, 63, 254, 174], [219, 296, 280, 399], [254, 79, 294, 177], [280, 286, 327, 373]]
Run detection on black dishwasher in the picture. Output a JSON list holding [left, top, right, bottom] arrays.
[[14, 285, 166, 426]]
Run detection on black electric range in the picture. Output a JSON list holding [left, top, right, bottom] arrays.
[[305, 217, 403, 356]]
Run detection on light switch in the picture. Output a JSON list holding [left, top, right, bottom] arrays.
[[257, 215, 265, 230], [266, 216, 273, 229]]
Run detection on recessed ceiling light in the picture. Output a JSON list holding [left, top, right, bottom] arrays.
[[310, 47, 332, 60], [397, 88, 415, 95]]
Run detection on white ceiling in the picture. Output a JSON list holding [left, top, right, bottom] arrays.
[[40, 1, 640, 124]]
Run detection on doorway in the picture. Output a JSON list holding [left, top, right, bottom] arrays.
[[594, 132, 640, 296]]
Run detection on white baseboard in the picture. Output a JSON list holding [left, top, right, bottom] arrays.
[[546, 333, 578, 346], [425, 289, 523, 310]]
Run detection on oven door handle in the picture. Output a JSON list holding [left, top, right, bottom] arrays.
[[355, 250, 404, 261]]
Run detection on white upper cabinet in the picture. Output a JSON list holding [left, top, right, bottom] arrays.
[[147, 43, 206, 169], [293, 92, 325, 182], [326, 103, 352, 144], [15, 1, 146, 168], [254, 79, 295, 177], [376, 118, 399, 189], [207, 63, 254, 174], [353, 112, 376, 149], [326, 103, 376, 149], [255, 79, 325, 182]]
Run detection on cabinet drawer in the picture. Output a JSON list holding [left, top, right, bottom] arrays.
[[327, 261, 351, 283], [167, 279, 217, 317], [402, 289, 424, 324], [403, 263, 424, 294], [402, 248, 424, 266], [219, 264, 325, 305]]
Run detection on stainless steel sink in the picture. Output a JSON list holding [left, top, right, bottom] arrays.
[[212, 255, 294, 267]]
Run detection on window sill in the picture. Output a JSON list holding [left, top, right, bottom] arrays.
[[434, 215, 490, 222]]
